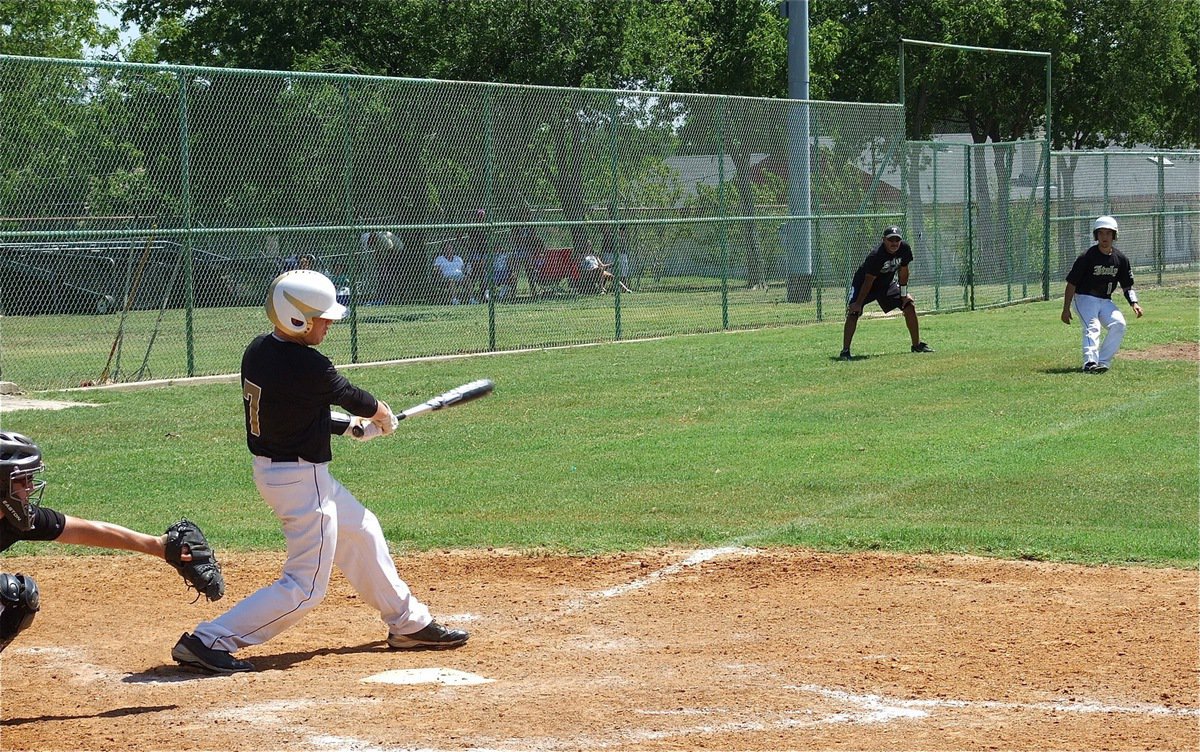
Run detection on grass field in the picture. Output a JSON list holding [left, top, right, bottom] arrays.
[[2, 275, 1072, 391], [3, 282, 1196, 566]]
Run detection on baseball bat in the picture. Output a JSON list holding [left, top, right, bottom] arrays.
[[351, 379, 494, 437]]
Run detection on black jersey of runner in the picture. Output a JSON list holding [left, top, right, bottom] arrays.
[[241, 333, 378, 463], [851, 242, 913, 291], [1066, 245, 1135, 300]]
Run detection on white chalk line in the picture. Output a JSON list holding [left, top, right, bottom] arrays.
[[288, 677, 1200, 752], [27, 539, 1191, 752], [562, 545, 758, 613], [788, 683, 1200, 719]]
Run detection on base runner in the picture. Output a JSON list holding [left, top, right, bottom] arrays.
[[1061, 216, 1144, 373]]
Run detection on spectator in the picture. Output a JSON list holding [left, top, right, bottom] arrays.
[[488, 240, 517, 302], [433, 240, 467, 304], [576, 241, 614, 294], [510, 209, 547, 299], [601, 226, 634, 294], [463, 210, 490, 304]]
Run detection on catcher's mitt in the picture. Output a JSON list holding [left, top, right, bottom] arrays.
[[165, 519, 225, 601]]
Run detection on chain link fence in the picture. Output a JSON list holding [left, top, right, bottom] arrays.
[[1, 56, 1195, 390], [1051, 150, 1200, 286], [905, 139, 1053, 310]]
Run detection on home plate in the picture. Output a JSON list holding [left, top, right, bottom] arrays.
[[362, 668, 494, 686]]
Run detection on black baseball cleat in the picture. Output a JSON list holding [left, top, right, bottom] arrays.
[[171, 632, 254, 674], [911, 342, 934, 353], [838, 349, 852, 361], [387, 621, 469, 650], [1091, 363, 1109, 373], [1082, 361, 1098, 372]]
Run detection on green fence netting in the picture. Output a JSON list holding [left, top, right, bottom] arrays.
[[1, 56, 1195, 390]]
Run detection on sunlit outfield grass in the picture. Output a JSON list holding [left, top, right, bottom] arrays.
[[0, 272, 1092, 391], [3, 282, 1196, 566]]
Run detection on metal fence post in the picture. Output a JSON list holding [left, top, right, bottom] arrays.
[[1157, 154, 1166, 284], [932, 144, 941, 310], [1103, 152, 1110, 213], [718, 99, 729, 330], [1042, 55, 1051, 301], [175, 70, 196, 376], [485, 87, 497, 350], [965, 145, 974, 310], [608, 91, 623, 341], [340, 80, 359, 362]]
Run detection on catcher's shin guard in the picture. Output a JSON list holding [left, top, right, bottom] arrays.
[[0, 572, 40, 652]]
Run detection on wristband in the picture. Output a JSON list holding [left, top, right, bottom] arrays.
[[900, 285, 908, 297], [1125, 289, 1139, 304]]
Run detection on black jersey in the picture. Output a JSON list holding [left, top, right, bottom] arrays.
[[852, 242, 913, 291], [0, 505, 66, 552], [1066, 245, 1135, 300], [241, 333, 378, 463]]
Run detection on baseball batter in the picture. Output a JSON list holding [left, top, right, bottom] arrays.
[[1061, 216, 1144, 373], [0, 432, 223, 652], [172, 269, 468, 674]]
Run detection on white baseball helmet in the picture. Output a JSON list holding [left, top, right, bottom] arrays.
[[265, 269, 348, 335], [1092, 215, 1119, 239]]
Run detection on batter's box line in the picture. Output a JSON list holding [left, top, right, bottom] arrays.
[[561, 545, 758, 614], [786, 683, 1200, 720]]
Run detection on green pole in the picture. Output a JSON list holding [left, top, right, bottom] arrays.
[[1156, 154, 1165, 284], [340, 81, 359, 362], [812, 141, 824, 321], [1042, 56, 1052, 300], [718, 99, 729, 330], [176, 71, 196, 376], [932, 145, 941, 310], [965, 145, 974, 310], [1007, 144, 1014, 303], [1103, 152, 1110, 213], [899, 40, 909, 246], [485, 88, 497, 350], [609, 92, 622, 340]]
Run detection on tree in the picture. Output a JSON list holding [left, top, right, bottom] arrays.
[[812, 0, 1196, 290], [664, 0, 787, 289], [1048, 0, 1198, 267], [1, 2, 130, 234], [0, 0, 115, 57], [110, 0, 1200, 295], [119, 0, 701, 284]]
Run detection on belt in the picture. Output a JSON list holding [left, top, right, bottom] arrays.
[[267, 456, 299, 463]]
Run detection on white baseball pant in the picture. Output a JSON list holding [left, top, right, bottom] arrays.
[[192, 457, 431, 653], [1073, 293, 1127, 368]]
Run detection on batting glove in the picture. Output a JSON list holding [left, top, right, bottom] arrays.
[[371, 402, 399, 436], [349, 416, 385, 441]]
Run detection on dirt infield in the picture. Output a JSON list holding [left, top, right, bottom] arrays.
[[0, 549, 1195, 751]]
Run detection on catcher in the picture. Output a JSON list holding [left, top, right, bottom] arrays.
[[0, 431, 224, 653]]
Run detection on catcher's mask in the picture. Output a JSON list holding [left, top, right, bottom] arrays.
[[0, 432, 46, 532]]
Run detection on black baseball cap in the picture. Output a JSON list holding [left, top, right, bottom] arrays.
[[882, 226, 903, 240]]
